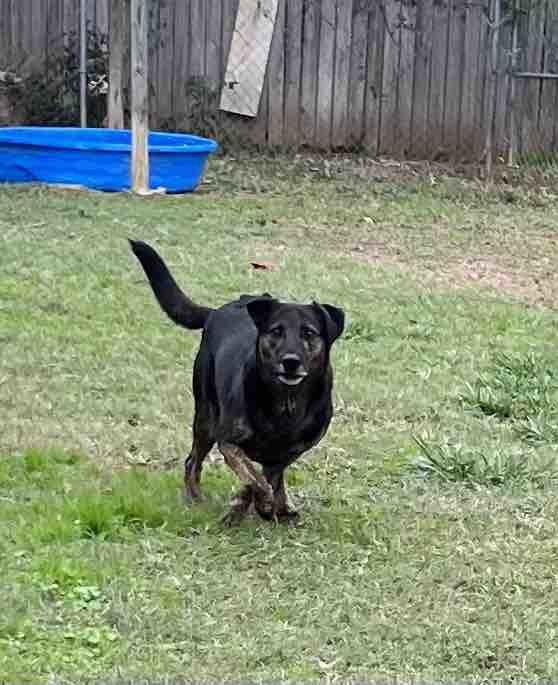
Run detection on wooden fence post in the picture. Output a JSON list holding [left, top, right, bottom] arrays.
[[108, 0, 125, 129], [131, 0, 149, 194]]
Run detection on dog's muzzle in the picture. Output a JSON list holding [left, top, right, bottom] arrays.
[[277, 355, 307, 386]]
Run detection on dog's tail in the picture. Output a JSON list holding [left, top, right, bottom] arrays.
[[129, 240, 213, 330]]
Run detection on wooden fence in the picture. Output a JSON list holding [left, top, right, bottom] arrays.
[[1, 0, 557, 159]]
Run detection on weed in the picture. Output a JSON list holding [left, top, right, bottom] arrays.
[[343, 320, 377, 343], [515, 412, 558, 445], [413, 435, 556, 487], [462, 351, 557, 419], [462, 352, 558, 446]]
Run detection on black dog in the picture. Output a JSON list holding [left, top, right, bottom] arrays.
[[129, 240, 345, 525]]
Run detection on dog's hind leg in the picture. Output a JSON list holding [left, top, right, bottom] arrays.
[[184, 414, 214, 502], [219, 443, 273, 525]]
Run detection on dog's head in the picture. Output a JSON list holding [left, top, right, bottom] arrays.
[[247, 297, 345, 388]]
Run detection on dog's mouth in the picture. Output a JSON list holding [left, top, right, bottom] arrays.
[[276, 372, 307, 387]]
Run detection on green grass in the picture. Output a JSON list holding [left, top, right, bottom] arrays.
[[2, 156, 558, 683]]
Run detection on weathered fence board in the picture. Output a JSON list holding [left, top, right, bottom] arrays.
[[96, 0, 108, 34], [284, 0, 302, 149], [332, 0, 352, 149], [363, 1, 381, 154], [268, 0, 285, 146], [378, 0, 399, 155], [316, 0, 335, 148], [147, 0, 159, 127], [495, 19, 512, 152], [396, 0, 415, 157], [62, 0, 77, 47], [1, 0, 12, 66], [205, 0, 222, 87], [521, 1, 546, 155], [108, 0, 124, 128], [474, 6, 490, 157], [172, 0, 189, 127], [427, 0, 448, 157], [443, 1, 464, 154], [300, 0, 319, 146], [1, 0, 557, 159], [540, 0, 557, 151], [347, 2, 368, 148], [156, 0, 174, 122], [190, 0, 205, 79], [46, 0, 63, 62], [460, 2, 478, 155], [410, 0, 432, 158], [12, 0, 23, 57]]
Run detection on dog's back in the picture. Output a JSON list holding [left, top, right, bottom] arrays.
[[194, 298, 262, 427]]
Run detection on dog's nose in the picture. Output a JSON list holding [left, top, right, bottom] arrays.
[[281, 354, 302, 375]]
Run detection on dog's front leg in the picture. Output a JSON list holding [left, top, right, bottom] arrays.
[[219, 443, 273, 526], [256, 467, 300, 524]]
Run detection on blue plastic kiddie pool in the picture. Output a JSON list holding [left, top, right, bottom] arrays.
[[0, 127, 218, 193]]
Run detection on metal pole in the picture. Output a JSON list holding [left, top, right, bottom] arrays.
[[508, 0, 518, 167], [485, 0, 501, 181], [80, 0, 87, 127], [512, 72, 558, 80]]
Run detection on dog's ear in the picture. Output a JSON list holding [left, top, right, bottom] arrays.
[[312, 302, 345, 345], [247, 297, 279, 330]]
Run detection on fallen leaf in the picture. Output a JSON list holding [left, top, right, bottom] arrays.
[[250, 261, 275, 271]]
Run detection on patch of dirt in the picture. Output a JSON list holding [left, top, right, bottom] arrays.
[[359, 246, 558, 309], [248, 233, 558, 309]]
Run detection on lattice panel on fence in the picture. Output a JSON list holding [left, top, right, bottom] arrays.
[[219, 0, 279, 117]]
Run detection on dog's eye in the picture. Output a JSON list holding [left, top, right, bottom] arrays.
[[302, 327, 318, 340], [269, 326, 283, 339]]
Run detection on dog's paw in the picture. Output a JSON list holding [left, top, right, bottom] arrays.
[[182, 486, 204, 505], [275, 508, 301, 526], [221, 507, 248, 527], [253, 492, 274, 521]]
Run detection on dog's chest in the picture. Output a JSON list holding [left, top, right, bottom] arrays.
[[241, 412, 330, 466]]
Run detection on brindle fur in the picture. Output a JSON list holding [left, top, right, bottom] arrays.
[[129, 240, 345, 525]]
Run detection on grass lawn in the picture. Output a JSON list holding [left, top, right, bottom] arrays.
[[2, 156, 558, 683]]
